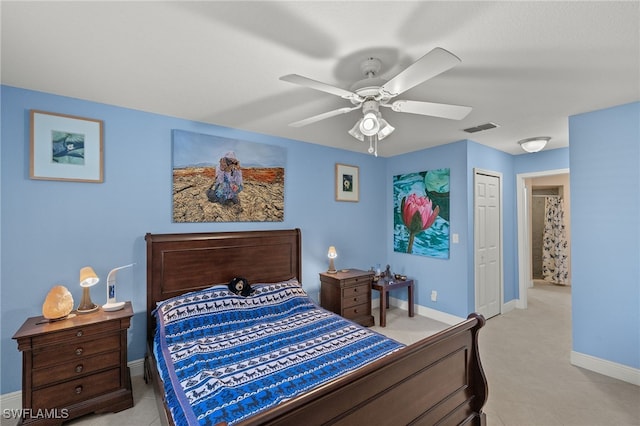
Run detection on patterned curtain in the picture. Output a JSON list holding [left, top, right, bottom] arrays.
[[542, 197, 569, 284]]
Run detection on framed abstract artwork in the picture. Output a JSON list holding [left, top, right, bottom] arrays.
[[335, 163, 359, 202], [30, 110, 104, 182]]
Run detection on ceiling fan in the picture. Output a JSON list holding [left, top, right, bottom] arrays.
[[280, 47, 472, 155]]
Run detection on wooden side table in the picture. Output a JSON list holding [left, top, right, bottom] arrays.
[[371, 279, 415, 327], [13, 303, 134, 425], [319, 269, 374, 327]]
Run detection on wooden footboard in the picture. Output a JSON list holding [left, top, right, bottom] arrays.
[[145, 313, 487, 426], [244, 313, 487, 426], [145, 229, 488, 426]]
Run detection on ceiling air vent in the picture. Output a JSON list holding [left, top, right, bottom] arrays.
[[463, 122, 499, 133]]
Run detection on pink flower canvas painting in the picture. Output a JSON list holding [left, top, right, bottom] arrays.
[[393, 168, 450, 258]]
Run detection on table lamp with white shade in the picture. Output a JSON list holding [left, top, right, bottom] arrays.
[[77, 266, 99, 314], [327, 246, 337, 274]]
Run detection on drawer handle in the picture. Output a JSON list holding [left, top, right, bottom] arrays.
[[76, 330, 83, 337], [75, 348, 84, 356], [354, 309, 358, 313], [353, 298, 358, 302], [75, 364, 84, 373], [354, 287, 358, 292], [75, 385, 83, 395]]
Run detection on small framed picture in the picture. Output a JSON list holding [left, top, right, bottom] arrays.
[[335, 163, 359, 202], [30, 110, 104, 182]]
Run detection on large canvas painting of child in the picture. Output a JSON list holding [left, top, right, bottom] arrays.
[[172, 130, 285, 222]]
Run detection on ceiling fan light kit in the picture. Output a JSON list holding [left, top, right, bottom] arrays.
[[281, 47, 473, 155], [348, 115, 394, 142], [360, 112, 379, 136], [518, 136, 550, 153], [378, 118, 395, 139]]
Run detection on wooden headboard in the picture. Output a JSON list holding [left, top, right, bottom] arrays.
[[145, 228, 301, 342]]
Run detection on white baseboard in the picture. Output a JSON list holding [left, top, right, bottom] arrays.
[[502, 299, 516, 314], [0, 390, 21, 411], [571, 351, 640, 386], [129, 357, 145, 378], [372, 296, 465, 325], [0, 358, 147, 410]]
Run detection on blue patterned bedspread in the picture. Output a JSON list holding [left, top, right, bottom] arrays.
[[153, 278, 404, 426]]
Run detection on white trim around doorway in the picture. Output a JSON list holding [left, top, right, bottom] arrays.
[[516, 168, 570, 309]]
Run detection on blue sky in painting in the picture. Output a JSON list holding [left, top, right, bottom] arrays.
[[172, 130, 286, 168]]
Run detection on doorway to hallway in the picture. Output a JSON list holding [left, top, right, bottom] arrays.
[[516, 168, 570, 309]]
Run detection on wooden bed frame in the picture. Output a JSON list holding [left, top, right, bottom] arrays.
[[145, 229, 488, 426]]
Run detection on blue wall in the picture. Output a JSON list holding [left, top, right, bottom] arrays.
[[385, 141, 470, 317], [3, 85, 634, 395], [1, 86, 390, 393], [465, 141, 517, 305], [384, 140, 518, 317], [569, 102, 640, 369]]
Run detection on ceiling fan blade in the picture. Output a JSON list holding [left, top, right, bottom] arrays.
[[381, 48, 461, 97], [289, 105, 360, 127], [387, 100, 472, 120], [280, 74, 361, 101]]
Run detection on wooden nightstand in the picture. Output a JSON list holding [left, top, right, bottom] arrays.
[[319, 269, 374, 327], [12, 303, 134, 425]]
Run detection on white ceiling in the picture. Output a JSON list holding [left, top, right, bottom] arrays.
[[2, 1, 639, 157]]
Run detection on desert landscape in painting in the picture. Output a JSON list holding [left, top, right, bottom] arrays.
[[173, 167, 284, 222]]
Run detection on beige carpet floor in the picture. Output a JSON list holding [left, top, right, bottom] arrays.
[[10, 282, 639, 426], [479, 281, 639, 426]]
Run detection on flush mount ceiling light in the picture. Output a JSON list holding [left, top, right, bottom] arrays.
[[518, 136, 550, 153]]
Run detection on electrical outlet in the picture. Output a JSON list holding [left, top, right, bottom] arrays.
[[431, 290, 437, 302]]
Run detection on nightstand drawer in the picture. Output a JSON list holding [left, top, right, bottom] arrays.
[[32, 350, 121, 388], [342, 283, 369, 298], [342, 276, 371, 287], [31, 321, 120, 347], [342, 303, 369, 320], [342, 292, 369, 308], [32, 368, 121, 410], [33, 333, 120, 368]]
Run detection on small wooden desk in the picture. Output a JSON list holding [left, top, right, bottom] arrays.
[[371, 278, 415, 327]]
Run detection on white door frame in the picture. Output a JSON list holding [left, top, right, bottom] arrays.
[[516, 168, 570, 309], [474, 168, 504, 316]]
